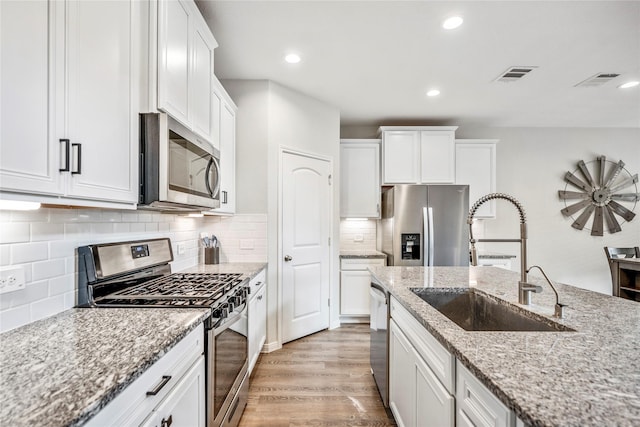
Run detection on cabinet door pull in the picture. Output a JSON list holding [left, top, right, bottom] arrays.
[[59, 139, 70, 172], [71, 143, 82, 175], [257, 295, 263, 301], [161, 414, 173, 427], [146, 375, 172, 396], [222, 190, 228, 204]]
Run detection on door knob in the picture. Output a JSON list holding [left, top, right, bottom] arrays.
[[284, 255, 293, 262]]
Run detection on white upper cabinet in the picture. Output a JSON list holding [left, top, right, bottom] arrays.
[[455, 140, 498, 218], [1, 0, 140, 207], [381, 130, 420, 184], [157, 0, 217, 144], [420, 130, 456, 183], [380, 127, 457, 185], [0, 0, 61, 195], [340, 139, 380, 218], [212, 77, 237, 214]]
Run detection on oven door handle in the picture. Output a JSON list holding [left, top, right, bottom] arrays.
[[213, 303, 247, 336]]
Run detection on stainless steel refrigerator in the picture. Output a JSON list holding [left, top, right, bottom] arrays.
[[377, 185, 469, 266]]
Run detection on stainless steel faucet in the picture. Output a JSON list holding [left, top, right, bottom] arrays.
[[467, 193, 541, 305], [526, 265, 566, 318]]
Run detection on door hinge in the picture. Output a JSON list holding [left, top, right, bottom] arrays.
[[328, 237, 331, 246], [328, 174, 332, 185], [328, 298, 330, 307]]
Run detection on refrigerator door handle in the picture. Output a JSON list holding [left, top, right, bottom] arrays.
[[423, 207, 435, 266], [428, 207, 434, 266]]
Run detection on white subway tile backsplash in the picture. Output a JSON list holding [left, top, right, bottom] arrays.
[[0, 245, 10, 266], [0, 223, 30, 244], [49, 275, 74, 296], [31, 222, 64, 242], [0, 207, 217, 333], [32, 259, 66, 281], [0, 305, 31, 332], [31, 294, 66, 322], [11, 242, 48, 264]]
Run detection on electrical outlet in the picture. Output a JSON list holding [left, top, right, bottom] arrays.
[[0, 266, 26, 294], [176, 243, 186, 255], [354, 234, 364, 242]]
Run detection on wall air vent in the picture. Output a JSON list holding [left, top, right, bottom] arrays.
[[575, 73, 620, 87], [494, 66, 538, 83]]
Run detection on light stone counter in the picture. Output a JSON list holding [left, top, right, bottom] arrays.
[[0, 263, 266, 427], [0, 308, 210, 427], [369, 265, 640, 427], [340, 250, 387, 259]]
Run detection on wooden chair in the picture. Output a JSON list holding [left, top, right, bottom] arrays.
[[604, 247, 640, 296]]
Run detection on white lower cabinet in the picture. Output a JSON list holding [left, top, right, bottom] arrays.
[[86, 324, 205, 427], [389, 296, 518, 427], [389, 298, 454, 427], [248, 268, 267, 374], [140, 357, 205, 427], [340, 258, 386, 321], [456, 362, 513, 427]]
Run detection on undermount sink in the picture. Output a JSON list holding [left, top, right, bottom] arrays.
[[410, 288, 574, 332]]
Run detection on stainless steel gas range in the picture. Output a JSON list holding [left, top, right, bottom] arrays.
[[77, 238, 248, 427]]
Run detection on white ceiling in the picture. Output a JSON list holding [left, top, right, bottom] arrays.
[[196, 1, 640, 128]]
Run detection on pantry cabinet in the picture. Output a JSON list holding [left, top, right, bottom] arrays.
[[455, 140, 498, 218], [340, 140, 380, 218], [380, 127, 457, 185], [213, 78, 238, 215], [157, 0, 217, 145], [0, 0, 140, 207]]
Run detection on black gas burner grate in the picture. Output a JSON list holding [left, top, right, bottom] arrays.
[[104, 272, 243, 302]]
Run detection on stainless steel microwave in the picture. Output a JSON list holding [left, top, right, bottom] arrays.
[[139, 113, 220, 211]]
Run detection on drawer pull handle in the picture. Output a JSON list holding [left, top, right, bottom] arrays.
[[146, 375, 172, 396], [161, 414, 173, 427]]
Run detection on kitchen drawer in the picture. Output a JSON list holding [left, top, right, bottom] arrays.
[[456, 361, 514, 427], [87, 323, 204, 426], [249, 268, 266, 297], [390, 297, 455, 393], [340, 257, 385, 271]]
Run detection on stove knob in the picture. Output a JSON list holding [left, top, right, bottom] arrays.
[[227, 300, 235, 312], [213, 305, 229, 319]]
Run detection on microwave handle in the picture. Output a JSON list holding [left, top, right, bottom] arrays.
[[205, 156, 221, 198]]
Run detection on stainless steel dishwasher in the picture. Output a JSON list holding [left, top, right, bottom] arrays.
[[369, 280, 390, 407]]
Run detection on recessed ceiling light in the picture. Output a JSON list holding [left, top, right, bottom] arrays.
[[618, 81, 639, 89], [426, 89, 441, 97], [285, 54, 301, 64], [442, 16, 463, 30]]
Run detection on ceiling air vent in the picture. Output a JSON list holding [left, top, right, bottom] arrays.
[[575, 73, 620, 87], [494, 66, 538, 83]]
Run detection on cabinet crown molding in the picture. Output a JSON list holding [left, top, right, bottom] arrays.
[[378, 126, 458, 134]]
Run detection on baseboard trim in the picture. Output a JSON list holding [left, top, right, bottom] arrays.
[[262, 340, 282, 353]]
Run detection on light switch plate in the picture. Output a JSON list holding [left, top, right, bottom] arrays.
[[240, 239, 254, 250], [354, 234, 364, 242], [176, 243, 186, 255], [0, 266, 26, 294]]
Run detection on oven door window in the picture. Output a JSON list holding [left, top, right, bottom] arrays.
[[168, 130, 217, 198], [214, 316, 247, 417]]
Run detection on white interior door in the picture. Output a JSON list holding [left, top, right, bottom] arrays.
[[281, 150, 331, 343]]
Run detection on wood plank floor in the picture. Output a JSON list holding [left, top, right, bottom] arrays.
[[239, 324, 397, 427]]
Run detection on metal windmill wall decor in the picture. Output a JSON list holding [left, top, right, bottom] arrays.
[[559, 156, 639, 236]]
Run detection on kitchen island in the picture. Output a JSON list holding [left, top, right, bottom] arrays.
[[369, 265, 640, 426]]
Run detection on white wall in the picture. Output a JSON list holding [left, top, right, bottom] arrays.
[[223, 80, 341, 348], [341, 125, 640, 294]]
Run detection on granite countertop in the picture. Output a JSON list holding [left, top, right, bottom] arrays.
[[340, 250, 387, 259], [0, 308, 210, 427], [477, 252, 516, 259], [179, 261, 267, 278], [369, 265, 640, 427], [0, 262, 267, 427]]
